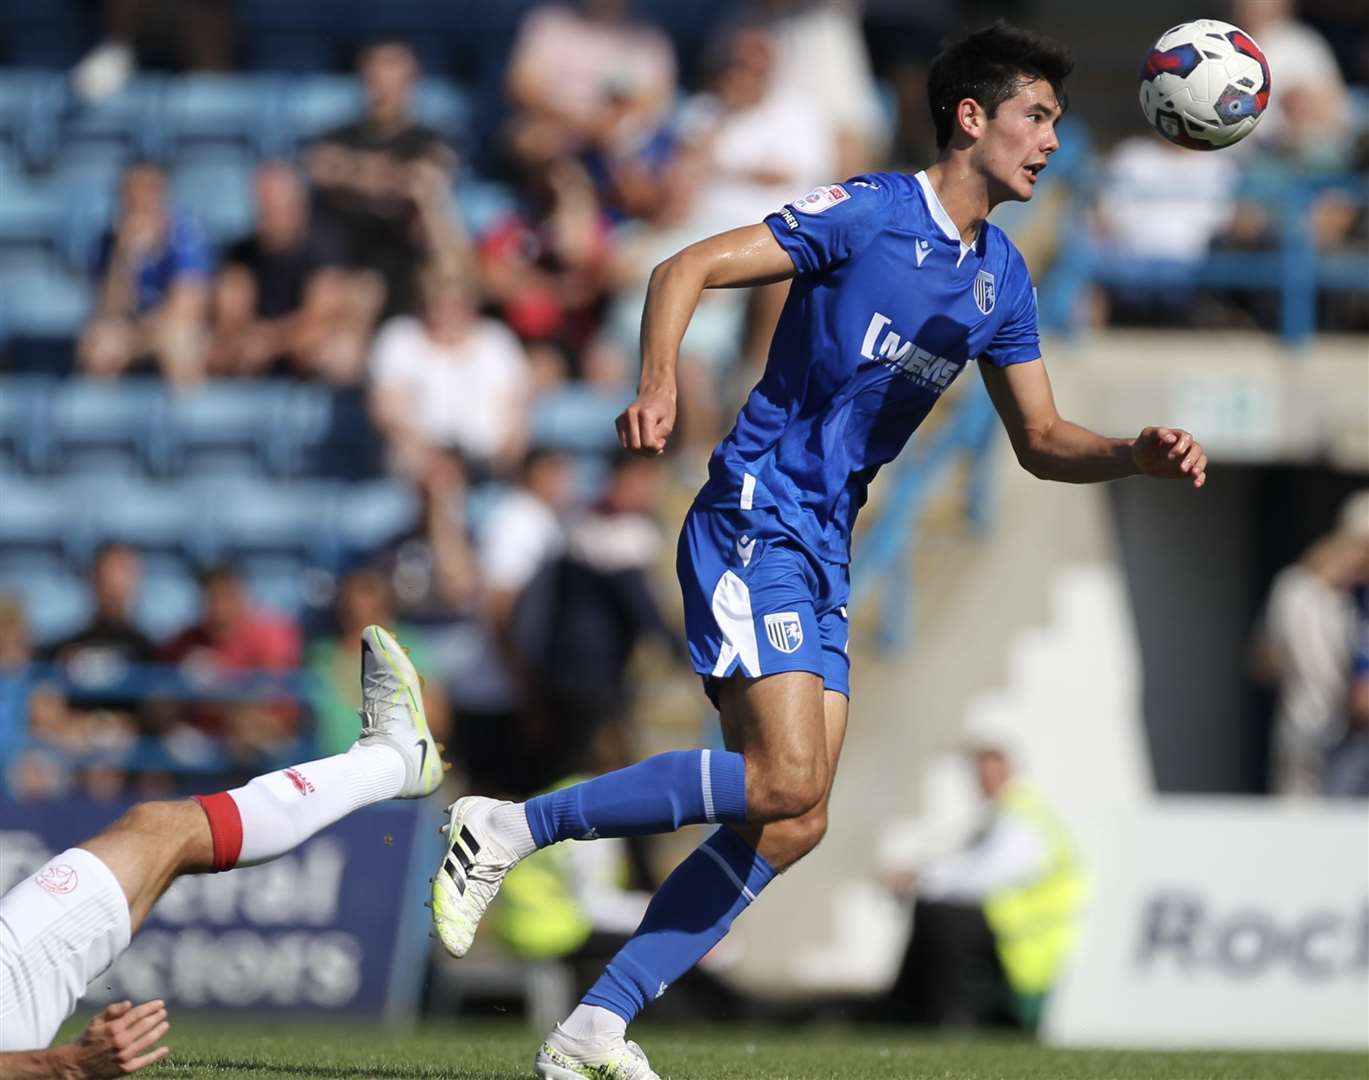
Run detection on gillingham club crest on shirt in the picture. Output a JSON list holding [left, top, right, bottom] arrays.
[[764, 611, 804, 654], [974, 269, 996, 314]]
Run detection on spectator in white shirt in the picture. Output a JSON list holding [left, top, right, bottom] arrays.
[[370, 263, 531, 481]]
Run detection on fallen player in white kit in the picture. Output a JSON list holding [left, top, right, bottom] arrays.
[[0, 625, 444, 1077]]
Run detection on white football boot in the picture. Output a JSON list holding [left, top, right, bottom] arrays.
[[356, 625, 444, 799], [534, 1027, 661, 1080], [430, 795, 521, 957]]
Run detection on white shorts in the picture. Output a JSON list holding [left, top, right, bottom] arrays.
[[0, 847, 131, 1051]]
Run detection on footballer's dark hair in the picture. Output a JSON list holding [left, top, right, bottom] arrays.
[[927, 21, 1073, 149]]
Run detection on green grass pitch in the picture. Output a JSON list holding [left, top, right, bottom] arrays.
[[62, 1017, 1369, 1079]]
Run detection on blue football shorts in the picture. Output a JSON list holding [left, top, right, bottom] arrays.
[[677, 503, 851, 706]]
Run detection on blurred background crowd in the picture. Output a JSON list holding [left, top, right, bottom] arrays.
[[0, 0, 1366, 1032]]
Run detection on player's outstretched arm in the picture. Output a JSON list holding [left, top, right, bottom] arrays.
[[981, 358, 1207, 488], [0, 1001, 170, 1078], [617, 224, 795, 455]]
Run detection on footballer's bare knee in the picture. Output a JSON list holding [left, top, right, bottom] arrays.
[[740, 801, 830, 871], [745, 758, 827, 822], [82, 798, 214, 930]]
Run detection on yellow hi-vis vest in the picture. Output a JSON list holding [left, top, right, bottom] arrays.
[[491, 775, 627, 960], [981, 780, 1086, 997]]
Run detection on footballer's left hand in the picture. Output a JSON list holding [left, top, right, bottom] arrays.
[[1132, 427, 1207, 489]]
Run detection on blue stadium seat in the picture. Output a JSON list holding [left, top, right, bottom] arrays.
[[531, 386, 630, 453], [271, 385, 335, 476], [0, 567, 92, 645], [0, 266, 93, 342], [79, 477, 210, 566], [332, 481, 419, 556], [0, 478, 84, 563], [0, 376, 51, 472], [0, 178, 64, 250], [241, 554, 316, 617], [171, 150, 254, 245], [161, 74, 288, 157], [413, 81, 471, 146], [162, 381, 293, 477], [44, 380, 166, 476], [200, 480, 340, 566], [285, 76, 362, 146], [59, 77, 166, 165], [134, 569, 201, 640]]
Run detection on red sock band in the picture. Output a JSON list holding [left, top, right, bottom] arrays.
[[193, 792, 244, 871]]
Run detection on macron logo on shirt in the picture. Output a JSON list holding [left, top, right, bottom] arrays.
[[860, 312, 964, 390]]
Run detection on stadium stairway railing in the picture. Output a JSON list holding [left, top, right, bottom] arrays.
[[849, 380, 999, 652], [1038, 147, 1369, 343]]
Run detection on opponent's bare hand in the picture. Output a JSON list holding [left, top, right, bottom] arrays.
[[1132, 427, 1207, 489], [66, 1000, 170, 1077], [616, 385, 677, 456]]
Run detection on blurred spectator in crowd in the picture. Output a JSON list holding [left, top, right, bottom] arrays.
[[861, 0, 950, 168], [878, 743, 1084, 1031], [675, 20, 836, 367], [1090, 134, 1239, 328], [606, 160, 744, 458], [505, 0, 676, 164], [162, 565, 302, 762], [210, 163, 379, 385], [1252, 491, 1369, 797], [38, 543, 158, 715], [1233, 0, 1353, 171], [679, 23, 834, 236], [79, 161, 213, 388], [748, 0, 889, 176], [370, 263, 532, 482], [478, 447, 574, 636], [305, 566, 451, 757], [0, 596, 33, 671], [479, 153, 612, 352], [513, 452, 682, 782], [309, 41, 463, 319], [72, 0, 234, 102]]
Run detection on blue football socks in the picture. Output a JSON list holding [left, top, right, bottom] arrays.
[[524, 748, 747, 848], [582, 827, 776, 1024]]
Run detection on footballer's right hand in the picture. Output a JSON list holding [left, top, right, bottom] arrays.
[[616, 386, 676, 456], [69, 1000, 170, 1076]]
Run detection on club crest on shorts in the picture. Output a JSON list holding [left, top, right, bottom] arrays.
[[974, 269, 996, 314], [764, 611, 804, 654]]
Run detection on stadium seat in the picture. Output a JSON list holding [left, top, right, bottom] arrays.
[[0, 376, 51, 473], [285, 76, 362, 147], [44, 379, 165, 476], [332, 481, 420, 556], [531, 386, 630, 453], [413, 81, 471, 147], [170, 150, 254, 245], [271, 385, 335, 476], [0, 266, 93, 343], [201, 480, 340, 567], [162, 381, 283, 477], [0, 566, 92, 645], [134, 569, 202, 639], [0, 478, 85, 563], [79, 477, 208, 566], [59, 77, 166, 165], [0, 178, 65, 251], [161, 74, 289, 158]]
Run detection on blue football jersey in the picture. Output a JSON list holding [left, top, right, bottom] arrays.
[[695, 171, 1042, 564]]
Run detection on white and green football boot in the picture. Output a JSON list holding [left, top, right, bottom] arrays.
[[533, 1027, 661, 1080], [431, 795, 521, 957], [356, 625, 444, 798]]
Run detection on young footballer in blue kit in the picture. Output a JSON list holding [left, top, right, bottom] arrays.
[[432, 22, 1208, 1079]]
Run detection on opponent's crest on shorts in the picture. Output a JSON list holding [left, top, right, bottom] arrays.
[[974, 269, 996, 315], [764, 611, 804, 654]]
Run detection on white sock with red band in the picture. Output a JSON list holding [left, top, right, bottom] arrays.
[[195, 744, 406, 870]]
